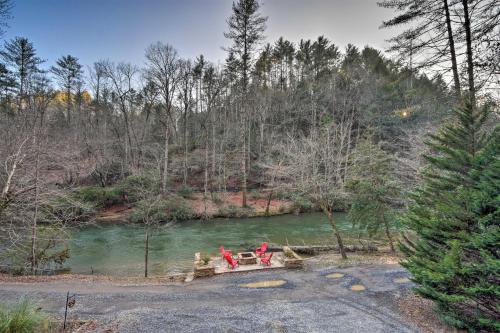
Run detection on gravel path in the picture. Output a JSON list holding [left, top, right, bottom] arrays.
[[0, 264, 420, 332]]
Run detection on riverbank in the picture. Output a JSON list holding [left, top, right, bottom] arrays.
[[0, 250, 400, 284], [96, 191, 296, 223]]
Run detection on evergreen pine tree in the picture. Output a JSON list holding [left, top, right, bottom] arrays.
[[401, 101, 499, 331]]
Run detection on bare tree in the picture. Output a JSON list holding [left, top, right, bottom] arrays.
[[101, 61, 139, 172], [145, 42, 181, 194], [279, 120, 354, 259], [178, 59, 194, 186]]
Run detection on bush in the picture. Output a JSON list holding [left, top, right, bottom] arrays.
[[1, 225, 70, 275], [284, 248, 295, 259], [73, 186, 121, 207], [224, 204, 241, 217], [90, 161, 123, 187], [290, 193, 313, 213], [250, 189, 259, 200], [43, 192, 96, 224], [0, 300, 50, 333], [200, 253, 212, 265], [275, 191, 292, 200], [114, 172, 160, 203], [128, 194, 193, 223], [163, 195, 193, 221], [177, 186, 195, 199], [211, 193, 223, 205]]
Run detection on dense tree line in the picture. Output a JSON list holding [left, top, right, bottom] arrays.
[[0, 2, 497, 325]]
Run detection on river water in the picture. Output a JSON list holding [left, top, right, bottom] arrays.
[[65, 212, 351, 276]]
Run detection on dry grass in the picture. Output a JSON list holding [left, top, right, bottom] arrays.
[[0, 273, 186, 285], [304, 250, 403, 269], [397, 293, 466, 333]]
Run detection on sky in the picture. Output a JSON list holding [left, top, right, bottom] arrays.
[[4, 0, 397, 70]]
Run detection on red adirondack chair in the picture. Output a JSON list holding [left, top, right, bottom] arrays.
[[219, 245, 232, 260], [255, 242, 268, 257], [260, 252, 273, 266], [224, 252, 239, 269]]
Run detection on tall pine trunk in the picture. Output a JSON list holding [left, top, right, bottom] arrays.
[[443, 0, 461, 98], [240, 108, 247, 207], [461, 0, 476, 106]]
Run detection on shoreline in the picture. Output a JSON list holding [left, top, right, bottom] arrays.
[[96, 191, 302, 223], [0, 251, 401, 284]]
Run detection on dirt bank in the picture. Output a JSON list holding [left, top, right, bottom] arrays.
[[97, 191, 294, 223]]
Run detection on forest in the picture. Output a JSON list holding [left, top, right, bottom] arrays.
[[0, 0, 498, 331]]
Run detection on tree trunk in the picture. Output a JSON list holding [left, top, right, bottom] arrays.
[[240, 105, 247, 207], [461, 0, 476, 106], [31, 136, 40, 274], [322, 205, 347, 259], [183, 106, 188, 186], [259, 120, 264, 156], [66, 86, 72, 125], [144, 230, 149, 278], [383, 216, 395, 252], [211, 113, 216, 184], [265, 190, 272, 216], [204, 129, 209, 216], [162, 126, 169, 194], [1, 138, 27, 199], [443, 0, 461, 98]]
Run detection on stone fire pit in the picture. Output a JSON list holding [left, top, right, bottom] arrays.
[[237, 252, 257, 265]]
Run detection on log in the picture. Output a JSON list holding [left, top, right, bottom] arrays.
[[265, 244, 378, 255]]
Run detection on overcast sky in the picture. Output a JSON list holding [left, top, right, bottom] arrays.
[[4, 0, 397, 69]]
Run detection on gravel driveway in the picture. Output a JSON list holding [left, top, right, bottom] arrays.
[[0, 264, 419, 332]]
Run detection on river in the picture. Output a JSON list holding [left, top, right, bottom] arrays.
[[65, 212, 352, 276]]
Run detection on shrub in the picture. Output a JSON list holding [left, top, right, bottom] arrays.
[[177, 186, 195, 199], [290, 193, 313, 213], [90, 161, 123, 187], [224, 204, 241, 217], [250, 189, 259, 200], [211, 193, 223, 205], [114, 173, 159, 203], [275, 191, 289, 200], [200, 253, 212, 265], [0, 300, 50, 333], [163, 195, 193, 221], [129, 195, 193, 223], [43, 192, 96, 224], [284, 249, 295, 259], [73, 186, 121, 207]]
